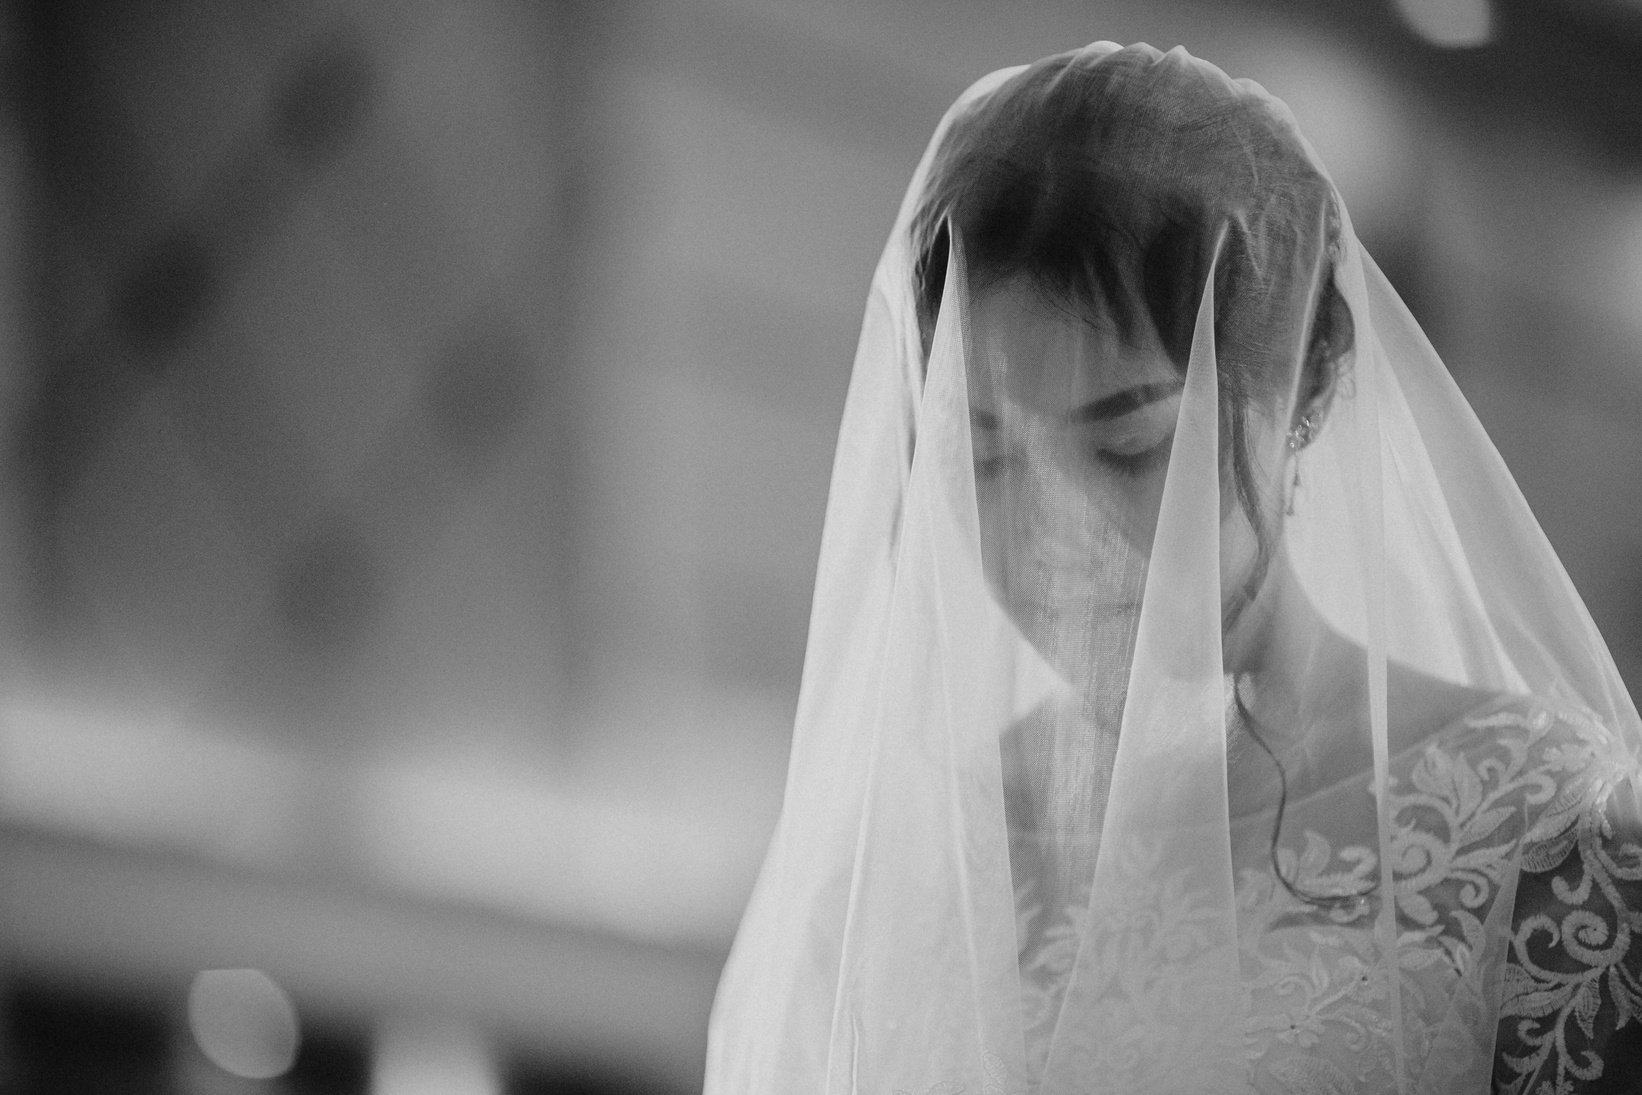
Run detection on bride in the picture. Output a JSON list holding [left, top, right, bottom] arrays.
[[705, 43, 1642, 1094]]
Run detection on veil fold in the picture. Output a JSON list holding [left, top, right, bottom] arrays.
[[706, 43, 1642, 1095]]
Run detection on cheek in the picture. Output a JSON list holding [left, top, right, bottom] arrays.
[[1117, 466, 1170, 553], [1218, 507, 1263, 601], [976, 452, 1158, 623], [1216, 445, 1287, 608]]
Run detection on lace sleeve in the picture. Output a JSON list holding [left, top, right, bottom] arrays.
[[1494, 750, 1642, 1095]]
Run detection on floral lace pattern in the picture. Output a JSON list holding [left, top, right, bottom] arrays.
[[1020, 837, 1248, 1091], [1005, 696, 1642, 1094], [1494, 712, 1642, 1094]]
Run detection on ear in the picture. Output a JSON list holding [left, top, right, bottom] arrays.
[[1288, 366, 1337, 449], [1289, 267, 1352, 446]]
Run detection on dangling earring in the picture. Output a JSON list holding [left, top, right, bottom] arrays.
[[1285, 413, 1319, 516]]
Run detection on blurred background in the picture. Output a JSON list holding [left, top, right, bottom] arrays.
[[2, 0, 1640, 1091]]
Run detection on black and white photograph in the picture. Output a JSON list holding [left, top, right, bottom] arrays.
[[1, 2, 1640, 1093]]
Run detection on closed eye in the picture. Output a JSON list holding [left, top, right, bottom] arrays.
[[1080, 388, 1179, 478], [1093, 432, 1174, 477]]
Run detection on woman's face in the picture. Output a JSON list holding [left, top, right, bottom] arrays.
[[966, 277, 1275, 696]]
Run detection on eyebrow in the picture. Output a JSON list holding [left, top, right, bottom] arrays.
[[1068, 381, 1183, 423]]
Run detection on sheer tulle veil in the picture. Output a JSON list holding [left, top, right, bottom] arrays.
[[704, 43, 1642, 1095]]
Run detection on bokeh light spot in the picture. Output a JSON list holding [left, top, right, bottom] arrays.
[[188, 969, 300, 1080], [1394, 0, 1493, 48]]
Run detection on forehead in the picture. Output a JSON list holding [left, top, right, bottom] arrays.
[[967, 277, 1180, 414]]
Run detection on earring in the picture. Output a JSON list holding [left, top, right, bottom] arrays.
[[1285, 413, 1317, 517], [1286, 413, 1319, 452]]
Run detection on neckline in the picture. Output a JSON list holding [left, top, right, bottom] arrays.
[[1230, 690, 1531, 822]]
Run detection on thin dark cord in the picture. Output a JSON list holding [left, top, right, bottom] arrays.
[[1233, 682, 1376, 910]]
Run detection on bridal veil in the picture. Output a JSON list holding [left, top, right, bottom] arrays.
[[705, 43, 1642, 1094]]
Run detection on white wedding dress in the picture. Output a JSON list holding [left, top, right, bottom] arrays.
[[1010, 692, 1641, 1094]]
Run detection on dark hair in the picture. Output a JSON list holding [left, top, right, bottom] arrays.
[[912, 46, 1363, 909], [910, 45, 1353, 612]]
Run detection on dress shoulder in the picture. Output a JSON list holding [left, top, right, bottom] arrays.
[[1452, 696, 1642, 1095]]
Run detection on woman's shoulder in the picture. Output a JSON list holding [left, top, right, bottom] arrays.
[[1391, 690, 1637, 855], [1451, 695, 1642, 1094], [1370, 688, 1642, 1092], [1417, 692, 1636, 825]]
